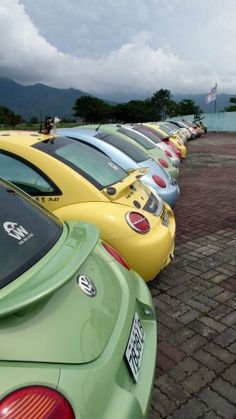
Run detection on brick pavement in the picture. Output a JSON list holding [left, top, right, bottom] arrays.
[[149, 133, 236, 419]]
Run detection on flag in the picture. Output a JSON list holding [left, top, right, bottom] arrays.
[[205, 84, 217, 104]]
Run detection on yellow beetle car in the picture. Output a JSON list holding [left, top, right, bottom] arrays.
[[144, 123, 187, 159], [0, 131, 175, 281]]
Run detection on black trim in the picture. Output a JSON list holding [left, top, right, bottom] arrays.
[[0, 149, 62, 197]]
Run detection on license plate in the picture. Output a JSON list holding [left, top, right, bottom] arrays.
[[125, 313, 145, 382]]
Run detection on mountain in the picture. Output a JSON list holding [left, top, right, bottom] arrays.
[[0, 78, 90, 120], [0, 78, 235, 119]]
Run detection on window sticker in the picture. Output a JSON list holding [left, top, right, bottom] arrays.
[[3, 221, 34, 245]]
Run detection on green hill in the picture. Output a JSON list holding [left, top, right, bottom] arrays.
[[0, 78, 90, 120]]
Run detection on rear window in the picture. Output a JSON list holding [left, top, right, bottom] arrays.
[[158, 123, 174, 135], [34, 137, 127, 189], [132, 125, 162, 143], [95, 132, 147, 163], [0, 180, 62, 288], [117, 127, 155, 150]]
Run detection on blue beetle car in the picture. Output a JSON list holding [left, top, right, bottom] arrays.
[[57, 127, 180, 208]]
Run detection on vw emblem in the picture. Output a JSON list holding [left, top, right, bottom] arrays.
[[77, 275, 97, 297]]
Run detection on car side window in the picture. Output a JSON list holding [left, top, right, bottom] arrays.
[[0, 152, 56, 195]]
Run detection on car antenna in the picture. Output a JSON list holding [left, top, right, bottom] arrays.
[[95, 124, 102, 131]]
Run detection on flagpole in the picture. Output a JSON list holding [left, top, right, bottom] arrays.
[[214, 82, 217, 113]]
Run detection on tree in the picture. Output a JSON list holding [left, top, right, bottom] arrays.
[[176, 99, 202, 116], [0, 105, 22, 128], [73, 96, 113, 123], [29, 116, 38, 125], [224, 97, 236, 112], [114, 99, 155, 123], [150, 89, 175, 120]]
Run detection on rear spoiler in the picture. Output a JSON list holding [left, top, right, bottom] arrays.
[[102, 167, 150, 200]]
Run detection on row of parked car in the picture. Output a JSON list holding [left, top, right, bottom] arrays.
[[0, 119, 203, 418]]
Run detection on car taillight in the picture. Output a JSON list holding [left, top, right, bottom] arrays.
[[159, 158, 169, 168], [152, 175, 167, 188], [125, 212, 150, 234], [102, 242, 130, 270], [0, 386, 75, 419], [165, 150, 172, 158]]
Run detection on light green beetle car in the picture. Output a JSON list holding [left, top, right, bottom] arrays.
[[0, 178, 157, 419]]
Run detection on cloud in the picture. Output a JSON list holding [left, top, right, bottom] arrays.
[[0, 0, 236, 98]]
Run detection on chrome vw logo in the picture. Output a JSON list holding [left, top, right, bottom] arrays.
[[77, 275, 97, 297]]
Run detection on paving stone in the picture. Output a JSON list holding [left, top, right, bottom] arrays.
[[220, 310, 236, 328], [214, 290, 235, 303], [194, 294, 219, 309], [210, 377, 236, 406], [176, 289, 200, 302], [186, 298, 212, 313], [204, 342, 236, 365], [228, 341, 236, 354], [167, 284, 189, 297], [148, 408, 161, 419], [169, 327, 195, 345], [198, 316, 226, 333], [158, 339, 185, 363], [148, 135, 236, 418], [181, 366, 215, 394], [222, 364, 236, 385], [193, 348, 226, 373], [155, 375, 189, 406], [158, 294, 180, 307], [156, 351, 176, 376], [178, 308, 200, 325], [151, 388, 176, 417], [220, 278, 236, 293], [214, 328, 236, 347], [171, 398, 207, 419], [209, 304, 233, 320], [201, 411, 224, 419], [157, 313, 183, 332], [204, 285, 224, 298], [199, 387, 236, 418], [169, 357, 200, 382], [180, 335, 207, 354], [165, 303, 190, 320], [189, 320, 217, 338], [157, 323, 173, 339], [200, 270, 220, 280]]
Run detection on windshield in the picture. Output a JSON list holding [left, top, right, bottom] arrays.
[[117, 127, 155, 150], [0, 180, 62, 288], [34, 137, 127, 189], [96, 132, 147, 163]]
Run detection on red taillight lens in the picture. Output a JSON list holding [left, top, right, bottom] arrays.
[[152, 175, 167, 188], [159, 158, 169, 168], [0, 386, 75, 419], [102, 242, 130, 270], [165, 150, 172, 158], [125, 212, 150, 234]]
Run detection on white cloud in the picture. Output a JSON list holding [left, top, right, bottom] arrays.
[[0, 0, 236, 98]]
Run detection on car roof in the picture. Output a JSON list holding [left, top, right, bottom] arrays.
[[0, 131, 52, 146]]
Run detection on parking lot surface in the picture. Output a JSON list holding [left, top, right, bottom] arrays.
[[149, 133, 236, 419]]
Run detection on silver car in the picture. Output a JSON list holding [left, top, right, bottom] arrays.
[[57, 127, 180, 208]]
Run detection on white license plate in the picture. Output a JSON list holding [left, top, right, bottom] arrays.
[[125, 313, 145, 382]]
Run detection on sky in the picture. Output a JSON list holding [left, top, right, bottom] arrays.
[[0, 0, 236, 100]]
